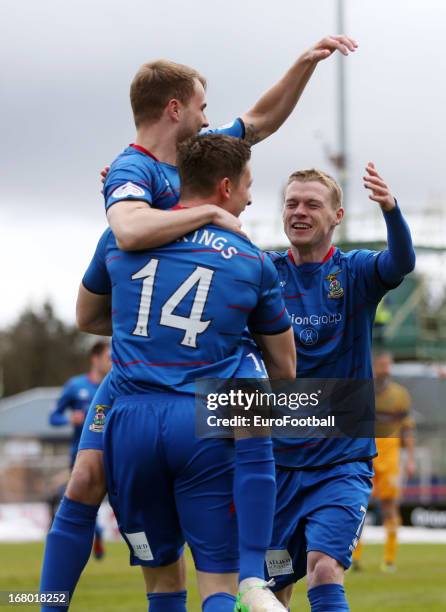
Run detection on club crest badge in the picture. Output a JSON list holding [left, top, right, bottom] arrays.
[[325, 270, 344, 299], [89, 404, 110, 433]]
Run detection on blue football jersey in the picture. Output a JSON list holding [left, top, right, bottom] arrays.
[[104, 119, 245, 211], [269, 246, 393, 469], [83, 225, 289, 396], [49, 373, 99, 460]]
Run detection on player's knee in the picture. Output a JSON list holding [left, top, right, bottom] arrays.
[[196, 570, 238, 602], [66, 451, 106, 504], [142, 559, 186, 593], [307, 553, 344, 588], [148, 572, 186, 593]]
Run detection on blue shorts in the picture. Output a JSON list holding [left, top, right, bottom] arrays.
[[78, 342, 266, 453], [266, 461, 373, 589], [103, 392, 239, 573]]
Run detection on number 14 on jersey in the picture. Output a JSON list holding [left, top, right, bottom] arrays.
[[131, 258, 214, 348]]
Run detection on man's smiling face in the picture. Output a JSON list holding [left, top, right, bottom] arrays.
[[283, 180, 343, 249]]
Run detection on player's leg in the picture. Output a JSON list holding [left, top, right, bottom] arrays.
[[380, 497, 400, 571], [40, 449, 107, 610], [376, 456, 400, 571], [103, 396, 187, 611], [303, 461, 373, 611], [168, 396, 239, 611], [40, 377, 111, 610], [178, 446, 239, 612], [265, 467, 308, 609], [142, 558, 187, 611], [40, 450, 106, 610], [231, 342, 283, 610], [274, 585, 293, 609], [197, 572, 239, 612], [306, 552, 346, 611], [65, 449, 106, 503], [234, 435, 284, 611]]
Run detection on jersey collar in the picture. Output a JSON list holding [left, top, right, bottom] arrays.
[[130, 143, 159, 161], [287, 245, 335, 267]]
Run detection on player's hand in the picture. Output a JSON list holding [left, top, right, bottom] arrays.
[[303, 35, 358, 63], [363, 162, 396, 212], [70, 410, 85, 426], [406, 457, 416, 479], [100, 165, 110, 185], [211, 206, 247, 238]]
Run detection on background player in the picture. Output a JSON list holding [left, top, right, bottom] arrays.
[[265, 164, 416, 611], [352, 350, 416, 572], [80, 134, 296, 611], [40, 34, 357, 606], [48, 341, 110, 559]]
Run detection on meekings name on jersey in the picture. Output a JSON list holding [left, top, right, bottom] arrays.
[[177, 227, 238, 260]]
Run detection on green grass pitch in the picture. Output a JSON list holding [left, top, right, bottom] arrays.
[[0, 542, 445, 610]]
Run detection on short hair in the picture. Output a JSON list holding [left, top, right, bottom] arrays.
[[177, 134, 251, 199], [89, 341, 108, 359], [286, 169, 343, 209], [130, 60, 206, 127]]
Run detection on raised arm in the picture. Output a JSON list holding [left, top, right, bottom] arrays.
[[363, 163, 416, 286], [241, 35, 358, 145]]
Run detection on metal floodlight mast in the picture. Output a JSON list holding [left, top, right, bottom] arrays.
[[337, 0, 348, 241]]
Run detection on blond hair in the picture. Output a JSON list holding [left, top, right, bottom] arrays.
[[130, 60, 206, 127], [286, 169, 343, 209]]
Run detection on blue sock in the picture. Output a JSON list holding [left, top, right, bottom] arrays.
[[202, 592, 237, 611], [234, 437, 276, 581], [40, 496, 99, 611], [308, 584, 349, 611], [146, 591, 187, 611]]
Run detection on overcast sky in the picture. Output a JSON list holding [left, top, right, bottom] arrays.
[[2, 0, 446, 325]]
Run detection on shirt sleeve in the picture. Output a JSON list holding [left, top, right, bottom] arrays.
[[348, 249, 392, 303], [376, 203, 416, 287], [202, 117, 245, 139], [348, 203, 415, 303], [248, 253, 291, 335], [104, 161, 154, 210], [49, 381, 74, 426], [82, 230, 112, 295]]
